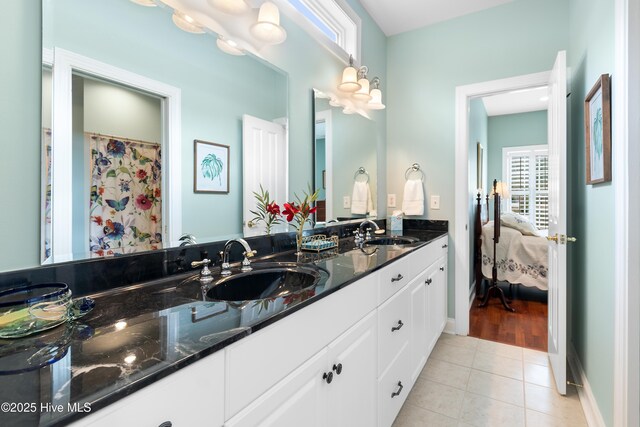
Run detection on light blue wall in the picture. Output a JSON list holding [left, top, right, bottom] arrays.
[[568, 0, 615, 424], [468, 99, 487, 287], [387, 0, 569, 315], [487, 110, 547, 186]]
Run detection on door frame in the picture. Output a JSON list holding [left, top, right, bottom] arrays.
[[50, 48, 182, 260], [315, 109, 333, 221], [613, 0, 640, 424], [453, 71, 550, 335]]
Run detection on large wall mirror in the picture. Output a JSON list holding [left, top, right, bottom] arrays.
[[38, 0, 289, 266], [313, 89, 377, 224]]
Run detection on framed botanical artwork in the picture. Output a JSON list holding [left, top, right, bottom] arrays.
[[194, 140, 229, 193], [584, 74, 611, 184]]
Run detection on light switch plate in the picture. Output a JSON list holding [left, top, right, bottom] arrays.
[[343, 196, 351, 209], [430, 195, 440, 210], [387, 194, 396, 208]]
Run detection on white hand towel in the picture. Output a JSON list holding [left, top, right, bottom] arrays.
[[351, 181, 373, 215], [402, 178, 424, 216]]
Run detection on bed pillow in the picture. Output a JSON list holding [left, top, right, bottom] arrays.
[[500, 212, 540, 236]]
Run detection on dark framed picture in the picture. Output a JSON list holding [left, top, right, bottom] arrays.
[[584, 74, 611, 184], [194, 140, 229, 193]]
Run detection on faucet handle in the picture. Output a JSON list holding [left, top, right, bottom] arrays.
[[191, 259, 213, 283], [365, 228, 372, 241], [243, 250, 257, 258], [191, 258, 210, 268]]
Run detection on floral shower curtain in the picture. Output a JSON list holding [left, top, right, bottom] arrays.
[[89, 133, 162, 257]]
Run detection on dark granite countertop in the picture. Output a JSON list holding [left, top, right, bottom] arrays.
[[0, 227, 446, 427]]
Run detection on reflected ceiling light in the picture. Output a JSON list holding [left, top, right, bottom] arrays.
[[368, 77, 386, 110], [124, 354, 137, 365], [114, 321, 127, 331], [250, 1, 287, 44], [216, 37, 245, 55], [352, 66, 372, 101], [172, 11, 205, 34], [208, 0, 250, 15], [338, 55, 361, 92], [130, 0, 157, 6]]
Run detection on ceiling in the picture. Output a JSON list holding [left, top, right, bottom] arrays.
[[359, 0, 513, 36], [481, 86, 549, 116]]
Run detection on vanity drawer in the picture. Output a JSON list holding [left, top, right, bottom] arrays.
[[378, 343, 411, 427], [378, 254, 412, 303], [377, 283, 411, 376], [409, 235, 448, 278]]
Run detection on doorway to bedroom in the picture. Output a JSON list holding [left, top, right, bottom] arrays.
[[467, 87, 549, 352]]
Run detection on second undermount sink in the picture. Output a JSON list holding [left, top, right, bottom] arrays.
[[365, 236, 419, 246], [205, 264, 324, 302]]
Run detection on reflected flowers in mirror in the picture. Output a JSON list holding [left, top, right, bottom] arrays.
[[250, 184, 282, 235]]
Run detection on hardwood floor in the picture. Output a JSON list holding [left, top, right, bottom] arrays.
[[469, 282, 548, 351]]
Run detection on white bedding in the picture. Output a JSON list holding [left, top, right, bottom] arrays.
[[480, 221, 549, 291]]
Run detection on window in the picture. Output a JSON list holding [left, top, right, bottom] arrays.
[[503, 145, 549, 230], [283, 0, 360, 61]]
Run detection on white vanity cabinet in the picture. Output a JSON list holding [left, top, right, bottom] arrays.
[[225, 312, 377, 427], [70, 350, 225, 427]]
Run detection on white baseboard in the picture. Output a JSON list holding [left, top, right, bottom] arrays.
[[444, 318, 456, 335], [568, 343, 607, 427]]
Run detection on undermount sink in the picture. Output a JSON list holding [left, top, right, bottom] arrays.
[[365, 236, 418, 246], [205, 264, 324, 302]]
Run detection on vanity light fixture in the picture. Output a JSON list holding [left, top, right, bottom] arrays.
[[130, 0, 157, 6], [352, 66, 372, 101], [172, 10, 205, 34], [216, 37, 245, 55], [250, 1, 287, 44], [338, 55, 362, 92], [208, 0, 250, 15], [368, 77, 386, 110]]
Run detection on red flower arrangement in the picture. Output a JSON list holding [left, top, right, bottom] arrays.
[[250, 185, 282, 235], [284, 186, 319, 254]]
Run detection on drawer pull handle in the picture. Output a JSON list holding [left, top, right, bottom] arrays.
[[425, 278, 432, 285], [159, 422, 172, 427], [391, 320, 404, 332], [439, 266, 445, 271], [391, 274, 404, 282], [391, 381, 404, 398], [442, 244, 448, 248], [323, 371, 334, 384], [333, 363, 343, 375]]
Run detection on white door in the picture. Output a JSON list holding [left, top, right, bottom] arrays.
[[546, 50, 568, 395], [242, 114, 288, 237]]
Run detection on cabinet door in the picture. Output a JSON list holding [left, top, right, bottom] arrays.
[[434, 257, 448, 335], [409, 275, 428, 385], [225, 349, 328, 427], [425, 265, 439, 355], [326, 311, 377, 427]]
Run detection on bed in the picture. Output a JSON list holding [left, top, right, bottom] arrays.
[[474, 181, 549, 311]]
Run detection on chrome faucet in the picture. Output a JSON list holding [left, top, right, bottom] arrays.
[[358, 219, 380, 241], [191, 258, 213, 283], [219, 238, 257, 276], [179, 233, 197, 246]]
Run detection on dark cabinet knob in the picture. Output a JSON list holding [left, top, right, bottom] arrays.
[[439, 266, 445, 271], [391, 381, 404, 398], [391, 320, 404, 332], [332, 363, 343, 375], [425, 278, 432, 285], [323, 371, 334, 384], [391, 274, 404, 282], [159, 422, 172, 427]]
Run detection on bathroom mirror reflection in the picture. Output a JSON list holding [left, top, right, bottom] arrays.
[[37, 0, 289, 267], [312, 89, 377, 225]]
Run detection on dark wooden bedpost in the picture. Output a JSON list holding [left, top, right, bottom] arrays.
[[479, 179, 515, 312], [474, 192, 484, 299]]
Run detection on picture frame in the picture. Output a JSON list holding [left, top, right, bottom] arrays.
[[584, 74, 611, 184], [194, 140, 229, 193]]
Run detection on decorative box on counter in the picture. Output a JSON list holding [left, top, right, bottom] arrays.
[[300, 235, 339, 252]]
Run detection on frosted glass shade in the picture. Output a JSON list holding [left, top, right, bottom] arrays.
[[172, 11, 205, 34], [130, 0, 157, 6], [216, 38, 245, 56], [250, 2, 287, 44], [368, 88, 386, 110], [338, 66, 361, 92], [208, 0, 249, 14], [352, 78, 371, 101]]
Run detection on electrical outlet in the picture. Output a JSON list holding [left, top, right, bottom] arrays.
[[343, 196, 351, 209], [387, 194, 396, 208], [430, 195, 440, 210]]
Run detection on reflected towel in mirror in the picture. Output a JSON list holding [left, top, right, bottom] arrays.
[[402, 178, 424, 216], [351, 181, 373, 215]]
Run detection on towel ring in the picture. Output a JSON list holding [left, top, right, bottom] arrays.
[[354, 167, 370, 183], [404, 163, 425, 181]]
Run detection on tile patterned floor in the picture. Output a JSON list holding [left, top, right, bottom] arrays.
[[393, 334, 588, 427]]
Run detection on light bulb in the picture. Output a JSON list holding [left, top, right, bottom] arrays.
[[172, 11, 205, 34], [250, 2, 287, 44]]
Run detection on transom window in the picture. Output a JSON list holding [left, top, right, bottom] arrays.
[[284, 0, 360, 61], [502, 145, 549, 230]]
